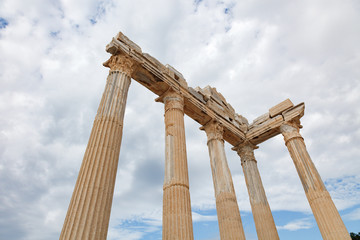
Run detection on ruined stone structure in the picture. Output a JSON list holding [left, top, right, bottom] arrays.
[[59, 32, 350, 240]]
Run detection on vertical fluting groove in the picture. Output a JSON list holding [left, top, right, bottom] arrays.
[[100, 123, 121, 234], [62, 120, 93, 237], [60, 70, 131, 240], [234, 142, 278, 240], [90, 73, 128, 238], [64, 103, 104, 238], [87, 119, 117, 239], [101, 122, 121, 234], [203, 121, 246, 240], [98, 73, 130, 239], [242, 160, 279, 240], [77, 118, 113, 239], [69, 119, 106, 239], [162, 93, 193, 240], [68, 72, 117, 238], [64, 111, 104, 238], [281, 123, 350, 240], [75, 80, 117, 239]]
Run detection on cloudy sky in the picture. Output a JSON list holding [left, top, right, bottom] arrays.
[[0, 0, 359, 239]]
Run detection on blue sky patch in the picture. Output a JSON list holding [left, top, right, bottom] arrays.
[[0, 17, 9, 29], [90, 18, 97, 25], [50, 31, 60, 38]]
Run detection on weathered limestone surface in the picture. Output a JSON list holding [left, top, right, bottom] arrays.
[[60, 53, 134, 240], [247, 100, 305, 145], [280, 121, 351, 240], [201, 121, 246, 240], [157, 89, 194, 240], [233, 142, 279, 240], [104, 32, 309, 147], [105, 33, 247, 146], [269, 98, 294, 118]]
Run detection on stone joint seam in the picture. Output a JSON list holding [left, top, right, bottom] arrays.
[[163, 182, 189, 191], [164, 107, 184, 114], [206, 137, 224, 145], [308, 191, 331, 203], [241, 158, 257, 165], [94, 117, 123, 125], [284, 135, 304, 146]]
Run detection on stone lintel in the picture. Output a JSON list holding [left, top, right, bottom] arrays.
[[105, 32, 246, 144], [251, 113, 270, 126], [269, 98, 294, 117], [282, 103, 305, 122], [247, 102, 305, 145]]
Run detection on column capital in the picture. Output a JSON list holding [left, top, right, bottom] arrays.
[[280, 120, 303, 145], [155, 88, 184, 112], [103, 53, 136, 76], [200, 120, 224, 143], [232, 140, 258, 165]]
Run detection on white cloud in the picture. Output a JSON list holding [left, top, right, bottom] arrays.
[[344, 208, 360, 221], [192, 212, 218, 222], [277, 218, 313, 231], [0, 0, 359, 239]]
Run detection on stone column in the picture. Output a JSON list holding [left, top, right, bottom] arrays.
[[233, 141, 279, 240], [157, 89, 194, 240], [201, 121, 246, 240], [60, 53, 135, 240], [280, 121, 351, 240]]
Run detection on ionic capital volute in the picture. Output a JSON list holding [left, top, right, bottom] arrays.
[[200, 120, 224, 143], [280, 120, 303, 145], [103, 53, 136, 76], [232, 140, 258, 165]]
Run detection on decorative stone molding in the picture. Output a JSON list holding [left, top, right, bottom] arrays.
[[280, 121, 303, 145], [103, 53, 136, 76], [156, 88, 184, 113], [232, 141, 259, 165], [200, 120, 224, 143]]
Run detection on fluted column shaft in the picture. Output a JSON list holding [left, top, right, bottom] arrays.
[[234, 142, 279, 240], [160, 90, 194, 240], [60, 54, 134, 240], [280, 121, 350, 240], [202, 121, 246, 240]]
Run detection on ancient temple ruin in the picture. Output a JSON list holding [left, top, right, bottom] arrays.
[[59, 32, 350, 240]]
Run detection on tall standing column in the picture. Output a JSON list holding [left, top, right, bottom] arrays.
[[233, 141, 279, 240], [201, 121, 246, 240], [158, 89, 194, 240], [60, 53, 135, 240], [280, 121, 350, 240]]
